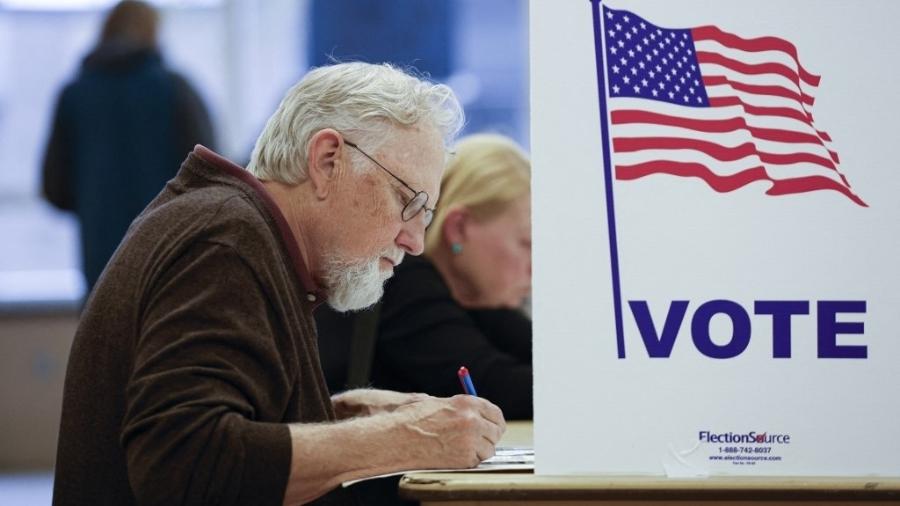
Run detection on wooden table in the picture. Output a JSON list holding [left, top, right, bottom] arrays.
[[399, 422, 900, 505]]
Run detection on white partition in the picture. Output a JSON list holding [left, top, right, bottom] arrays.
[[532, 0, 900, 477]]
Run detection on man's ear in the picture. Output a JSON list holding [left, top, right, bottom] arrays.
[[442, 207, 470, 246], [306, 129, 344, 200]]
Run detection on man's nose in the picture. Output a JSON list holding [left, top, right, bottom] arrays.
[[395, 219, 426, 256]]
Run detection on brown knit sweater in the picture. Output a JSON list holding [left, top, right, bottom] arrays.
[[53, 146, 353, 505]]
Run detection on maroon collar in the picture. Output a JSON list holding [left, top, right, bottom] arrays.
[[192, 145, 325, 308]]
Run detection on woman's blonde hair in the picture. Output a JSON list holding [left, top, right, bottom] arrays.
[[425, 134, 530, 255]]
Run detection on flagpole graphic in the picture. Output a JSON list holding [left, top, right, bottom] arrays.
[[590, 0, 627, 358]]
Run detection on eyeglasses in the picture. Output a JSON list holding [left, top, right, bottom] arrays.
[[345, 140, 435, 227]]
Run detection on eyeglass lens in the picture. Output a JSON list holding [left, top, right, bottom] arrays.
[[403, 191, 429, 222]]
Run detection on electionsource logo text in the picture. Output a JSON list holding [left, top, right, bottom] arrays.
[[699, 431, 791, 444]]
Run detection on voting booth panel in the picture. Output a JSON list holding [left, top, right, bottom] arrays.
[[532, 0, 900, 477]]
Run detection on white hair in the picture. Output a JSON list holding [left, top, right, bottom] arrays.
[[246, 62, 464, 184], [322, 255, 387, 312], [323, 247, 404, 312]]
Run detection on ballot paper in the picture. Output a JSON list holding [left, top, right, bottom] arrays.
[[341, 447, 534, 487]]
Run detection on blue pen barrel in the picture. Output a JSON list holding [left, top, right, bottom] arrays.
[[458, 366, 478, 397]]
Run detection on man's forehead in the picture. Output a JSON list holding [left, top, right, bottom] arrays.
[[377, 129, 445, 193]]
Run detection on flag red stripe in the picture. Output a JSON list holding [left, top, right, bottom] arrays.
[[615, 136, 755, 162], [767, 175, 867, 207], [612, 109, 746, 132], [616, 161, 769, 192], [696, 51, 810, 97], [704, 75, 814, 106], [757, 151, 839, 173], [748, 125, 823, 147], [616, 161, 866, 207], [691, 25, 820, 86], [613, 136, 837, 171]]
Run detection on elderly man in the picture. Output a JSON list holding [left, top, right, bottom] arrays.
[[53, 62, 506, 506]]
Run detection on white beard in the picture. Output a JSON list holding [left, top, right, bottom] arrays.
[[323, 250, 403, 312]]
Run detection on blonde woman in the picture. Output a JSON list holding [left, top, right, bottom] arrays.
[[319, 133, 533, 420]]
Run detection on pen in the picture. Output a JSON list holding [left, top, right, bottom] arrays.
[[457, 366, 478, 396]]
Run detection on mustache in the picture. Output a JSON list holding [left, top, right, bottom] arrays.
[[382, 249, 405, 266]]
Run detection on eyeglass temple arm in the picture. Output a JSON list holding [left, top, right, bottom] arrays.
[[344, 140, 419, 195]]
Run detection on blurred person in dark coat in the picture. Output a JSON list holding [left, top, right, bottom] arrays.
[[41, 0, 215, 294]]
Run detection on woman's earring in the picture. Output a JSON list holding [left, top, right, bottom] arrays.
[[451, 242, 463, 255]]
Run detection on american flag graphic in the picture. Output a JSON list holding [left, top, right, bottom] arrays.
[[598, 5, 866, 207]]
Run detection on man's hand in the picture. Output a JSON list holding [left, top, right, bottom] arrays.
[[391, 394, 507, 468], [331, 389, 430, 419], [283, 395, 506, 505]]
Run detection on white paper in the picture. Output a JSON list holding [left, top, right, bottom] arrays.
[[341, 447, 534, 487]]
